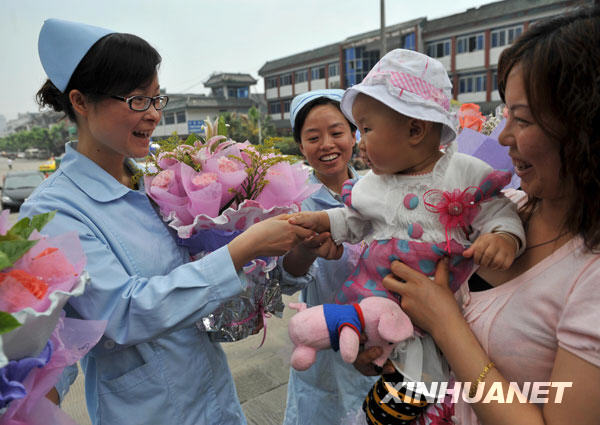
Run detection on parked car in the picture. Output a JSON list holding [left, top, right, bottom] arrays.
[[0, 171, 45, 212], [39, 157, 57, 173]]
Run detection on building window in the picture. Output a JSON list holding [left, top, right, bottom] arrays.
[[402, 32, 416, 50], [458, 73, 487, 94], [164, 112, 175, 125], [228, 88, 237, 98], [491, 25, 523, 48], [237, 87, 249, 98], [283, 99, 291, 113], [280, 74, 292, 86], [457, 33, 484, 54], [214, 87, 224, 97], [426, 39, 451, 58], [311, 66, 325, 80], [328, 62, 339, 77], [269, 102, 281, 114], [492, 70, 498, 91], [176, 111, 186, 123], [344, 47, 379, 87], [266, 77, 278, 89], [295, 69, 308, 83]]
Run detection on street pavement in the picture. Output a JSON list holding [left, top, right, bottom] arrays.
[[2, 156, 301, 425]]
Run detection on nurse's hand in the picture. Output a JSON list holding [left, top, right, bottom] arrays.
[[228, 214, 315, 271]]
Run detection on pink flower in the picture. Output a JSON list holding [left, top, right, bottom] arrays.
[[255, 161, 320, 209], [218, 157, 239, 173], [424, 401, 456, 425], [152, 169, 175, 189], [458, 103, 486, 132], [424, 187, 481, 251], [192, 172, 218, 187]]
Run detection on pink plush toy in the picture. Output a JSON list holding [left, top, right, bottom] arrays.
[[288, 296, 413, 371]]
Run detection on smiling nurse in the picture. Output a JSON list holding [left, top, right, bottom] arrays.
[[21, 19, 313, 425]]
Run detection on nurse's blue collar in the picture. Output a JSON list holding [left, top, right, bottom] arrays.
[[60, 141, 141, 202], [311, 166, 359, 201]]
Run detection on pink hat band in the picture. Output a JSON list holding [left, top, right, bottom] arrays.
[[363, 69, 450, 112]]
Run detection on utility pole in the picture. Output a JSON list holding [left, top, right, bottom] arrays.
[[380, 0, 387, 55]]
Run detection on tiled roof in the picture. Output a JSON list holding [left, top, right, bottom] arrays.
[[424, 0, 577, 34], [204, 73, 257, 87], [165, 94, 258, 110], [258, 43, 340, 75]]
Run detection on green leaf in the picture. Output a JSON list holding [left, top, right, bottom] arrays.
[[0, 240, 38, 267], [218, 115, 228, 137], [0, 311, 21, 335], [7, 211, 56, 240], [0, 251, 11, 270]]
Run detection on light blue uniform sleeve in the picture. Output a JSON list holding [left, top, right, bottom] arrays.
[[19, 201, 246, 347], [55, 363, 78, 404]]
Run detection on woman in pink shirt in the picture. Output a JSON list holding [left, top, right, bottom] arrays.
[[379, 5, 600, 425]]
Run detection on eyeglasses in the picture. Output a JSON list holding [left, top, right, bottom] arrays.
[[110, 95, 169, 112]]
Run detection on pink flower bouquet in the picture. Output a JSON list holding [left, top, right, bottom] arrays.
[[0, 210, 105, 424], [456, 103, 520, 190], [141, 134, 320, 342]]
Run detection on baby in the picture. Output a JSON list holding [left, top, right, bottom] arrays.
[[290, 49, 525, 424]]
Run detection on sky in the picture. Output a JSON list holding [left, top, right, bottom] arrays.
[[0, 0, 491, 121]]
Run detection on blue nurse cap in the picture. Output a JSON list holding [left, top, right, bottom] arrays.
[[38, 18, 115, 92], [289, 89, 345, 130]]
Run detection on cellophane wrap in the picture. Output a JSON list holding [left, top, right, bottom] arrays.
[[143, 136, 321, 343], [166, 199, 305, 342], [198, 264, 285, 342]]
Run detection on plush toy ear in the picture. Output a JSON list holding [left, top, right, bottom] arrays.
[[377, 309, 414, 343], [339, 326, 360, 364]]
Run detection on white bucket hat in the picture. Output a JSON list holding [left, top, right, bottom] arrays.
[[341, 49, 457, 144]]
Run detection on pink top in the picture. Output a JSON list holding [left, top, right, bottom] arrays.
[[455, 192, 600, 424]]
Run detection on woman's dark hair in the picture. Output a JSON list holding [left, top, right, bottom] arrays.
[[36, 32, 162, 121], [292, 97, 357, 143], [497, 5, 600, 251]]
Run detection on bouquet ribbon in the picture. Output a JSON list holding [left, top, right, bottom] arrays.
[[226, 299, 271, 349]]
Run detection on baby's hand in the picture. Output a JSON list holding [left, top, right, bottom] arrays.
[[463, 232, 518, 270], [288, 211, 330, 233]]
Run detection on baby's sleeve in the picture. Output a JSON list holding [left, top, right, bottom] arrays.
[[458, 161, 526, 254], [557, 259, 600, 367], [326, 206, 372, 245]]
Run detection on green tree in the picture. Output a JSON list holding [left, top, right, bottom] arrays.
[[0, 122, 71, 156], [222, 107, 276, 145]]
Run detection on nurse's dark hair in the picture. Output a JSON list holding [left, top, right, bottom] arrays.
[[498, 5, 600, 251], [293, 97, 356, 143], [36, 32, 162, 121]]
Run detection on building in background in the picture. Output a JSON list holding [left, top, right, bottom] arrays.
[[2, 111, 71, 136], [0, 114, 6, 137], [153, 72, 266, 139], [259, 0, 590, 131]]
